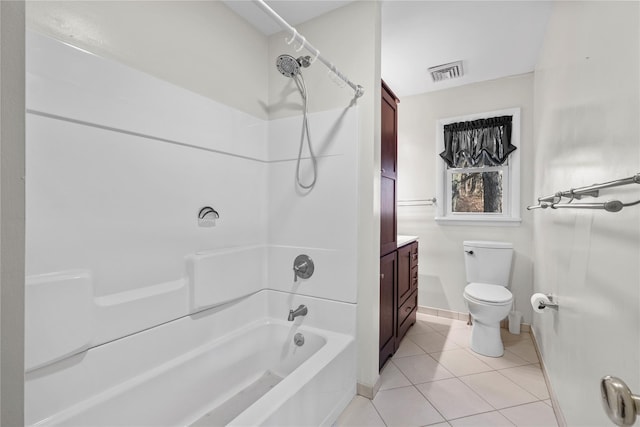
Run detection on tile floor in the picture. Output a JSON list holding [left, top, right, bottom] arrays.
[[336, 313, 559, 427]]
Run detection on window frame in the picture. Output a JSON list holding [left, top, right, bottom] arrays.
[[435, 107, 521, 226]]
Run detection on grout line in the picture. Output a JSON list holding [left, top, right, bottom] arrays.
[[445, 407, 507, 422], [369, 398, 388, 427], [411, 383, 448, 424], [388, 359, 412, 388]]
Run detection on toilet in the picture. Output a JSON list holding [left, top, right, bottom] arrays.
[[463, 240, 514, 357]]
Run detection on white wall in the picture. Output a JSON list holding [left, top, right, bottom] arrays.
[[532, 2, 639, 425], [0, 2, 25, 425], [26, 1, 269, 119], [397, 74, 535, 323], [267, 1, 382, 394]]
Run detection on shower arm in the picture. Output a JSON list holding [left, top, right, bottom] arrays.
[[252, 0, 365, 98]]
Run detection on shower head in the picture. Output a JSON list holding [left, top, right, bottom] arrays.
[[276, 54, 311, 78], [276, 55, 299, 77]]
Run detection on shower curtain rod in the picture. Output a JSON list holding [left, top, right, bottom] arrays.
[[253, 0, 365, 98]]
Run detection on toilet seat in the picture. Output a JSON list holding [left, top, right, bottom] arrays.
[[464, 282, 512, 305]]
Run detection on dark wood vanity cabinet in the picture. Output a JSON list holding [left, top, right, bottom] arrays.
[[379, 240, 419, 370]]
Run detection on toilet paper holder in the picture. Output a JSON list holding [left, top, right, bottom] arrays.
[[538, 294, 558, 310]]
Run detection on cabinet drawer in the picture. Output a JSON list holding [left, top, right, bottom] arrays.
[[410, 242, 419, 269], [397, 244, 412, 305], [398, 290, 417, 329], [410, 266, 418, 292], [397, 290, 417, 342]]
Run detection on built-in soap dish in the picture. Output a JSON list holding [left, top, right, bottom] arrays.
[[198, 206, 219, 227]]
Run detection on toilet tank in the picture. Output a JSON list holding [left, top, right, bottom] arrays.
[[463, 240, 513, 286]]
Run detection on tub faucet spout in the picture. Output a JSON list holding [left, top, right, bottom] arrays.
[[288, 305, 308, 321]]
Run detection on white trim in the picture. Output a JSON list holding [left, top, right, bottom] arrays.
[[531, 328, 567, 426], [435, 107, 521, 225], [434, 216, 522, 226]]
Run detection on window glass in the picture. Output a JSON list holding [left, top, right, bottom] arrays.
[[451, 170, 503, 213]]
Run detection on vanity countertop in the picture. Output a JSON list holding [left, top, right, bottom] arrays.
[[397, 235, 418, 248]]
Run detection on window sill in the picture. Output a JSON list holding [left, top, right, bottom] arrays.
[[434, 216, 522, 227]]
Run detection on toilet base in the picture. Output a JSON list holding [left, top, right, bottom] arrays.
[[469, 320, 504, 357]]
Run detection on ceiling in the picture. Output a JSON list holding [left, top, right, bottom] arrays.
[[225, 1, 553, 98], [223, 1, 353, 35], [382, 1, 552, 97]]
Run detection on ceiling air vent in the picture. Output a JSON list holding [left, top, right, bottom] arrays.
[[428, 61, 464, 82]]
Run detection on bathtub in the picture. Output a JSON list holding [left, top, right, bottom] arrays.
[[26, 290, 356, 426]]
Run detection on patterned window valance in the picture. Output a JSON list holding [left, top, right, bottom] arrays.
[[439, 115, 516, 168]]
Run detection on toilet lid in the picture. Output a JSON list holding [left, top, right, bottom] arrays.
[[464, 283, 512, 303]]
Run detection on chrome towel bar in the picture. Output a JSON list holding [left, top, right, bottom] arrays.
[[397, 198, 437, 207], [527, 173, 640, 212]]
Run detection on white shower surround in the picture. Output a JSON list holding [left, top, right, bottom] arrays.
[[25, 31, 358, 425]]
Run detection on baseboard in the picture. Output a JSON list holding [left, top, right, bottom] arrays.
[[356, 375, 381, 400], [500, 318, 531, 332], [418, 305, 531, 332], [418, 305, 468, 321], [530, 327, 567, 427]]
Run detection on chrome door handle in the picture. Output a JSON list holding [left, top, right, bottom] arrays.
[[601, 376, 640, 426]]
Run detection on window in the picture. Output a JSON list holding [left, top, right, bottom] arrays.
[[435, 108, 521, 225]]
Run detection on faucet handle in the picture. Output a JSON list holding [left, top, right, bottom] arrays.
[[293, 255, 314, 282]]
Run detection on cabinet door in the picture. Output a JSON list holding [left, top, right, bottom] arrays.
[[379, 252, 397, 370], [397, 244, 412, 306], [380, 176, 396, 256], [381, 88, 397, 180], [380, 81, 398, 256]]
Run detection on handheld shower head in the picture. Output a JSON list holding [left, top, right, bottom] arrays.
[[276, 54, 300, 78], [276, 54, 312, 78]]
